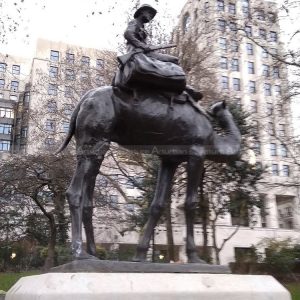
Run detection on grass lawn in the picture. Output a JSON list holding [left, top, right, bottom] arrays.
[[0, 271, 40, 292], [285, 283, 300, 300]]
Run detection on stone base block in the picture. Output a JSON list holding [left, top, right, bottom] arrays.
[[6, 273, 291, 300]]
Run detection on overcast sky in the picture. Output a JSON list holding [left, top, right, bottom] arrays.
[[0, 0, 186, 58]]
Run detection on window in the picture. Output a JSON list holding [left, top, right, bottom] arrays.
[[229, 21, 237, 32], [204, 1, 209, 13], [10, 94, 17, 101], [81, 56, 90, 66], [65, 86, 72, 98], [49, 66, 58, 78], [64, 104, 73, 116], [248, 62, 255, 74], [219, 37, 227, 51], [0, 140, 10, 152], [0, 107, 14, 118], [233, 78, 241, 91], [256, 10, 265, 20], [0, 123, 12, 134], [249, 81, 256, 94], [109, 195, 119, 208], [81, 71, 89, 81], [0, 63, 6, 73], [245, 26, 252, 37], [48, 83, 57, 95], [242, 0, 250, 15], [21, 127, 27, 138], [270, 143, 276, 156], [264, 83, 272, 96], [274, 85, 281, 96], [272, 164, 279, 176], [278, 124, 285, 136], [220, 56, 228, 69], [262, 48, 268, 58], [234, 97, 241, 108], [250, 100, 257, 113], [273, 66, 280, 78], [270, 31, 278, 42], [218, 19, 226, 31], [246, 43, 254, 55], [270, 48, 278, 55], [65, 69, 75, 80], [282, 165, 290, 177], [231, 40, 239, 52], [253, 141, 261, 154], [217, 0, 224, 11], [0, 79, 4, 89], [268, 12, 276, 22], [262, 64, 270, 77], [269, 122, 275, 135], [221, 76, 229, 89], [183, 13, 191, 33], [96, 75, 104, 85], [259, 28, 267, 40], [228, 3, 236, 14], [47, 100, 57, 113], [230, 192, 249, 226], [0, 93, 3, 99], [45, 119, 55, 132], [50, 50, 59, 61], [45, 138, 55, 149], [266, 102, 273, 115], [277, 104, 283, 115], [96, 59, 104, 69], [231, 59, 239, 71], [62, 122, 69, 133], [66, 52, 75, 64], [281, 144, 288, 157], [24, 91, 30, 103], [10, 81, 19, 92], [12, 65, 20, 75]]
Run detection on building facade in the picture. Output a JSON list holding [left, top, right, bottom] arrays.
[[1, 1, 300, 265], [172, 0, 300, 264]]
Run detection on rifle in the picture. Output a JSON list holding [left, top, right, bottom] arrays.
[[117, 43, 177, 66]]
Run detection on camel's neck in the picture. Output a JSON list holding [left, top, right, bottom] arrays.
[[208, 109, 241, 162]]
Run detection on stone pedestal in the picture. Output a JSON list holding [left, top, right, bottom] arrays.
[[5, 273, 291, 300]]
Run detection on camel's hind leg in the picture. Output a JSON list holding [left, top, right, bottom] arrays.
[[133, 158, 178, 262], [66, 140, 109, 259], [185, 156, 206, 263]]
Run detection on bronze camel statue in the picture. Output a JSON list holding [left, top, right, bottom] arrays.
[[56, 86, 241, 263]]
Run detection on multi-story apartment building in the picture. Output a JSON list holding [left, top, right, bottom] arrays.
[[0, 54, 31, 157], [171, 0, 300, 263], [1, 1, 300, 264]]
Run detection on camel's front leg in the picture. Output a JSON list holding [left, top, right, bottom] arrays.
[[66, 155, 102, 259], [185, 156, 207, 263], [133, 159, 178, 262]]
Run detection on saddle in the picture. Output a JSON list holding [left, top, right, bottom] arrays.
[[113, 87, 211, 120]]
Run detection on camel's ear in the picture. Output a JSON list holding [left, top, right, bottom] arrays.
[[222, 100, 227, 109]]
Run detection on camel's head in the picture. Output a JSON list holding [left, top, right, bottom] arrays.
[[209, 101, 227, 118]]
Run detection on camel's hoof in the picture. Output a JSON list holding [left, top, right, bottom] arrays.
[[74, 251, 99, 260]]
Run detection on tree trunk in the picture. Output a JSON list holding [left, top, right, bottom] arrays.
[[211, 220, 221, 265], [165, 198, 175, 262], [43, 213, 57, 270]]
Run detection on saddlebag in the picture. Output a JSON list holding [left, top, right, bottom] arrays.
[[121, 53, 186, 93]]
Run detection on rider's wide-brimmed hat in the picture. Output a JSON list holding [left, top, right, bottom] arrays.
[[134, 4, 157, 21]]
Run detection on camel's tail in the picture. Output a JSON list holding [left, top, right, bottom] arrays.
[[55, 98, 84, 155]]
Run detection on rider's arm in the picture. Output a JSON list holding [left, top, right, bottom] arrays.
[[124, 20, 148, 50]]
